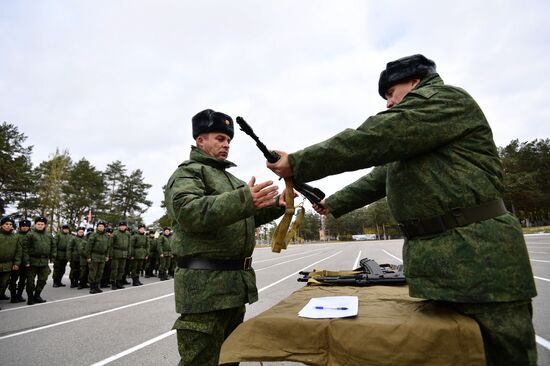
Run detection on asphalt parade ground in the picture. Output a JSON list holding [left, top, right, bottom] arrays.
[[1, 236, 549, 366]]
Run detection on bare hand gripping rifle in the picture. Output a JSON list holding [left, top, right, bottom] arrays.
[[235, 116, 326, 206]]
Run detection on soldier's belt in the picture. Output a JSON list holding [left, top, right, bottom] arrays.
[[398, 199, 507, 239], [177, 256, 252, 271]]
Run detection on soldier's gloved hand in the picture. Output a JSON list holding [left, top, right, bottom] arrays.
[[248, 176, 279, 209]]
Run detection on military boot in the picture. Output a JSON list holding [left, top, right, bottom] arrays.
[[137, 278, 143, 285], [0, 292, 10, 300], [10, 289, 22, 303], [122, 277, 130, 285], [27, 292, 35, 305], [70, 279, 78, 288], [116, 280, 125, 289], [132, 277, 139, 286], [96, 283, 103, 293], [89, 283, 98, 294], [58, 280, 66, 287], [34, 291, 46, 303], [16, 289, 26, 302], [52, 280, 60, 288], [111, 281, 118, 290]]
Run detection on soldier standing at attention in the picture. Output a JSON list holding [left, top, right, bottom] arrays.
[[86, 221, 110, 294], [0, 217, 22, 310], [10, 218, 31, 302], [144, 229, 157, 278], [129, 224, 148, 286], [157, 227, 172, 281], [22, 216, 56, 305], [77, 227, 90, 289], [67, 227, 85, 288], [164, 109, 286, 366], [267, 54, 537, 366], [52, 224, 71, 287], [109, 221, 130, 289], [100, 226, 113, 289]]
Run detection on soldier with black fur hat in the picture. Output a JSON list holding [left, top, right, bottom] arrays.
[[86, 221, 110, 294], [129, 224, 148, 286], [109, 221, 130, 289], [9, 218, 31, 302], [67, 226, 86, 288], [0, 216, 22, 310], [144, 229, 157, 278], [22, 216, 56, 305], [267, 54, 537, 366]]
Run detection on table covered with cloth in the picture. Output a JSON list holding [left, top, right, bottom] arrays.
[[219, 285, 485, 366]]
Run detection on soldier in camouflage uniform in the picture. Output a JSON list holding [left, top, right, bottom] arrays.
[[100, 226, 113, 288], [157, 227, 172, 281], [67, 227, 85, 288], [52, 224, 72, 287], [9, 218, 31, 302], [144, 229, 157, 278], [129, 224, 148, 286], [86, 222, 110, 294], [164, 109, 286, 366], [267, 54, 537, 366], [109, 221, 130, 290], [22, 216, 56, 305], [0, 217, 22, 310]]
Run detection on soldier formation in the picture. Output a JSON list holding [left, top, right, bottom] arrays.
[[0, 215, 175, 309]]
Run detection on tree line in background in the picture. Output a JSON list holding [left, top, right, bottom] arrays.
[[0, 122, 152, 231], [2, 121, 549, 238]]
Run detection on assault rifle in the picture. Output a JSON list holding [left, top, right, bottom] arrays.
[[236, 116, 326, 206], [298, 258, 406, 286]]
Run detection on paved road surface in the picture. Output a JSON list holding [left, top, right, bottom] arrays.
[[1, 235, 549, 365]]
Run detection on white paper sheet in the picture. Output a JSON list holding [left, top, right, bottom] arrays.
[[298, 296, 359, 319]]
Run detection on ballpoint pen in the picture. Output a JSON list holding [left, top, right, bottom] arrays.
[[314, 306, 348, 310]]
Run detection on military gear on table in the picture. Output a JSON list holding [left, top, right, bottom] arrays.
[[287, 69, 537, 364], [192, 109, 234, 139]]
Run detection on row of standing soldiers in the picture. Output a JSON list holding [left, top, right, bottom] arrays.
[[0, 215, 175, 308]]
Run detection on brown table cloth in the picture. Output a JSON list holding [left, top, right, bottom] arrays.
[[220, 285, 485, 366]]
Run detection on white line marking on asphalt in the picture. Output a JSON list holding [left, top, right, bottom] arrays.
[[253, 247, 328, 263], [352, 250, 362, 270], [87, 250, 344, 365], [535, 276, 550, 282], [537, 335, 550, 350], [528, 251, 548, 254], [255, 251, 330, 272], [381, 249, 403, 263], [90, 330, 177, 366], [531, 259, 550, 263], [0, 293, 174, 341], [258, 251, 342, 293], [0, 279, 173, 313]]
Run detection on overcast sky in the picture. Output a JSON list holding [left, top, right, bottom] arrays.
[[1, 1, 549, 224]]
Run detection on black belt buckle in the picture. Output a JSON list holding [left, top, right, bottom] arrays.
[[243, 257, 252, 270]]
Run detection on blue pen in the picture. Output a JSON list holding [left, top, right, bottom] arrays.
[[315, 306, 348, 310]]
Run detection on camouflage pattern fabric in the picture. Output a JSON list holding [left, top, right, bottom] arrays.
[[173, 306, 244, 366], [22, 228, 56, 267], [164, 146, 284, 314]]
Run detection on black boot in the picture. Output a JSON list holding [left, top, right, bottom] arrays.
[[132, 277, 139, 286], [123, 277, 130, 285], [58, 280, 66, 287], [70, 279, 77, 288], [116, 280, 125, 289], [52, 280, 60, 288], [111, 281, 118, 290], [1, 292, 10, 300], [89, 283, 98, 294], [137, 278, 143, 285], [16, 289, 26, 302], [10, 290, 20, 303], [34, 291, 46, 303], [77, 280, 85, 290], [96, 283, 103, 293], [27, 292, 35, 305]]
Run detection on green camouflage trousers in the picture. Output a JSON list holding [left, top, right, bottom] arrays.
[[88, 261, 105, 283], [26, 265, 51, 294], [448, 300, 537, 366], [0, 271, 10, 294], [158, 256, 171, 275], [52, 259, 68, 283], [173, 306, 245, 366], [129, 258, 145, 277], [110, 258, 126, 282]]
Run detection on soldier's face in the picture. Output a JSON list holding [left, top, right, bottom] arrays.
[[77, 230, 84, 237], [19, 226, 30, 232], [35, 222, 46, 231], [97, 224, 105, 232], [385, 79, 420, 109], [63, 228, 69, 233], [197, 132, 231, 160], [1, 222, 13, 232], [138, 227, 145, 233]]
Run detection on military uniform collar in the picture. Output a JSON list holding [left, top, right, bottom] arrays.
[[416, 73, 443, 89], [189, 145, 236, 170]]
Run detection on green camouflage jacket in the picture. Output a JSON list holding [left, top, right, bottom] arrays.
[[289, 74, 537, 303], [67, 235, 85, 262], [54, 232, 73, 260], [129, 232, 149, 259], [157, 234, 172, 256], [22, 228, 56, 266], [165, 146, 285, 314], [17, 230, 29, 265], [0, 229, 22, 271], [86, 230, 110, 262], [109, 230, 130, 259]]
